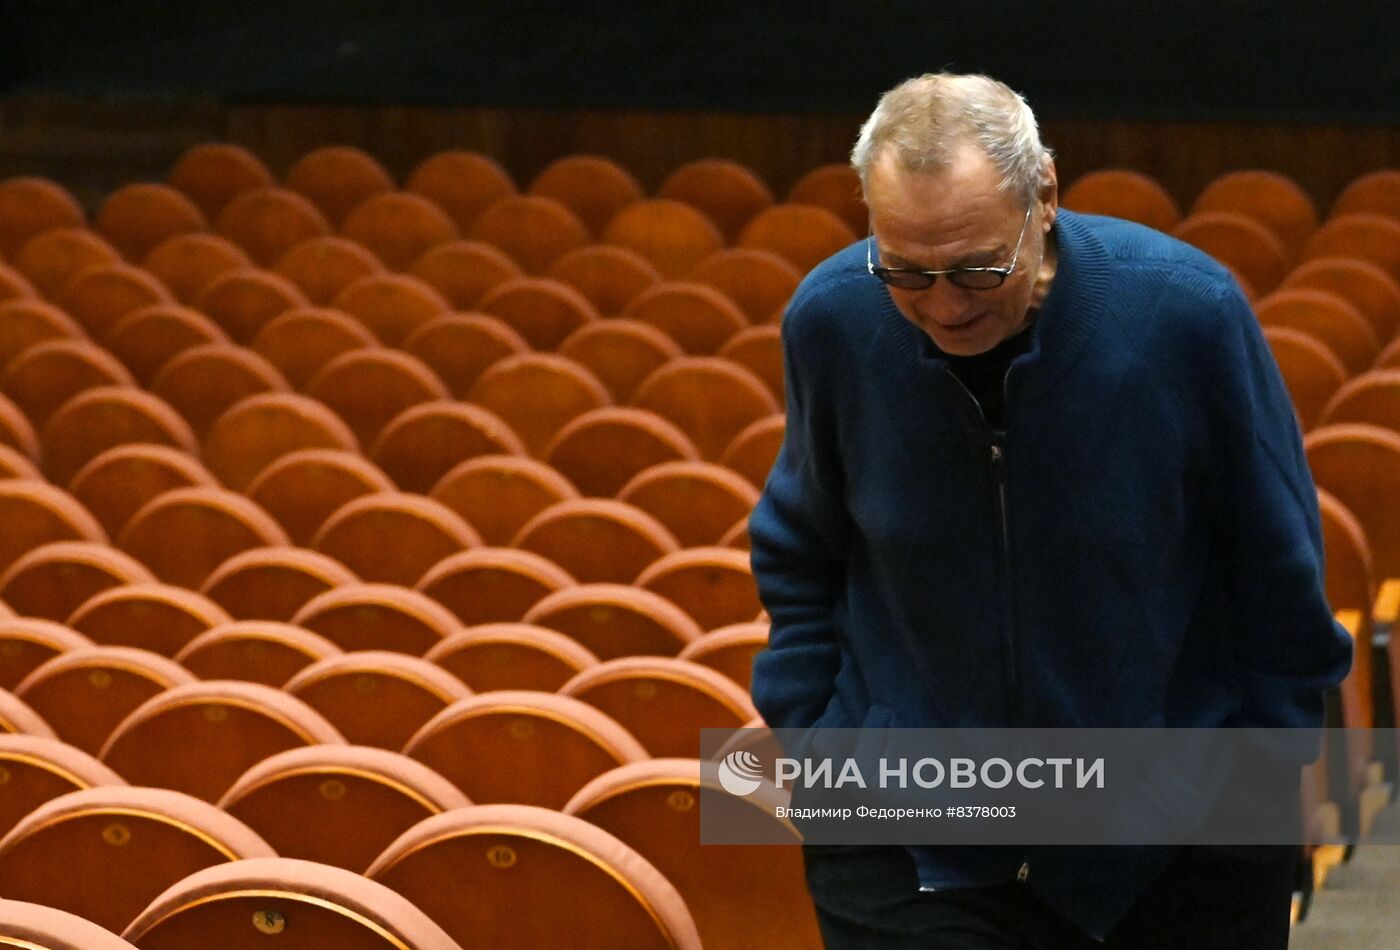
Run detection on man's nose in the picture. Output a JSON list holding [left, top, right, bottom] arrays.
[[910, 278, 973, 324]]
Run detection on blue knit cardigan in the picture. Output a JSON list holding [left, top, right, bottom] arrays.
[[748, 209, 1353, 937]]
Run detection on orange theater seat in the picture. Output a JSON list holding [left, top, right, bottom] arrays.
[[636, 546, 764, 631], [14, 645, 195, 755], [631, 357, 778, 461], [789, 162, 868, 236], [402, 694, 647, 809], [371, 401, 526, 495], [425, 623, 598, 693], [98, 680, 344, 802], [331, 271, 451, 346], [193, 267, 308, 343], [622, 281, 748, 355], [1283, 256, 1400, 345], [1332, 169, 1400, 221], [0, 618, 94, 691], [468, 353, 612, 458], [273, 235, 384, 305], [140, 232, 250, 304], [561, 656, 757, 757], [283, 145, 395, 229], [1254, 288, 1380, 376], [311, 493, 480, 587], [0, 393, 40, 461], [199, 546, 358, 622], [167, 142, 275, 220], [1261, 327, 1348, 432], [618, 460, 761, 547], [151, 343, 291, 437], [366, 804, 702, 949], [1172, 211, 1289, 294], [248, 305, 378, 390], [565, 758, 820, 950], [104, 304, 229, 386], [10, 228, 120, 298], [341, 191, 460, 270], [549, 244, 661, 315], [523, 582, 702, 660], [284, 650, 471, 749], [470, 194, 589, 275], [123, 857, 465, 949], [405, 149, 517, 233], [246, 448, 394, 546], [94, 183, 206, 263], [0, 480, 107, 579], [479, 276, 601, 350], [679, 621, 770, 690], [545, 406, 699, 497], [0, 541, 152, 623], [512, 498, 679, 585], [558, 319, 683, 404], [1190, 170, 1318, 261], [66, 582, 231, 656], [408, 238, 521, 309], [0, 177, 85, 258], [690, 247, 800, 324], [40, 387, 197, 487], [305, 348, 449, 448], [118, 487, 289, 590], [289, 583, 461, 656], [214, 187, 332, 267], [415, 548, 576, 627], [530, 154, 645, 238], [175, 619, 342, 686], [202, 392, 360, 492], [602, 198, 725, 279], [218, 747, 468, 872], [1321, 369, 1400, 432], [1061, 169, 1181, 232], [1302, 212, 1400, 280], [658, 159, 774, 243], [428, 454, 577, 546], [0, 734, 125, 839], [0, 786, 273, 935], [719, 324, 784, 404], [1, 339, 134, 429], [56, 263, 172, 340], [739, 203, 857, 274], [402, 313, 530, 400]]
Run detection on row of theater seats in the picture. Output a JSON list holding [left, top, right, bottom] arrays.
[[0, 146, 838, 948], [0, 734, 803, 949]]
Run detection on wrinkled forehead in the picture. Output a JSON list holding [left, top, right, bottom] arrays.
[[866, 147, 1024, 242]]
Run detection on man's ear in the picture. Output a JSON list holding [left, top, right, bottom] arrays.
[[1039, 157, 1059, 230]]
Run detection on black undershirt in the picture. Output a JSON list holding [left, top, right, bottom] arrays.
[[940, 323, 1035, 430]]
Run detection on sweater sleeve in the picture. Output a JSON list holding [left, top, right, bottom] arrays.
[[1203, 279, 1353, 733], [747, 297, 852, 731]]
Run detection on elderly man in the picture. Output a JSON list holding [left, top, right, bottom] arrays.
[[748, 73, 1351, 948]]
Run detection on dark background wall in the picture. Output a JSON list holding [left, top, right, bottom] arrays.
[[3, 1, 1397, 121], [1, 2, 1396, 210]]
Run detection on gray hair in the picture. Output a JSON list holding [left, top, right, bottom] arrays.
[[851, 73, 1052, 202]]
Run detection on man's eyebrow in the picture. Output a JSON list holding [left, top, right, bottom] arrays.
[[883, 245, 1006, 269]]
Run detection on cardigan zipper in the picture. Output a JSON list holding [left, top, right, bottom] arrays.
[[943, 368, 1021, 720], [988, 434, 1018, 710]]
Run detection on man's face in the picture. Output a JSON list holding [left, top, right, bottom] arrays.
[[866, 146, 1055, 356]]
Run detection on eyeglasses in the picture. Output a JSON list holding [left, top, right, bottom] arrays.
[[867, 204, 1034, 291]]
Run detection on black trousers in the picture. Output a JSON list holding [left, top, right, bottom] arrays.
[[803, 844, 1296, 949]]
